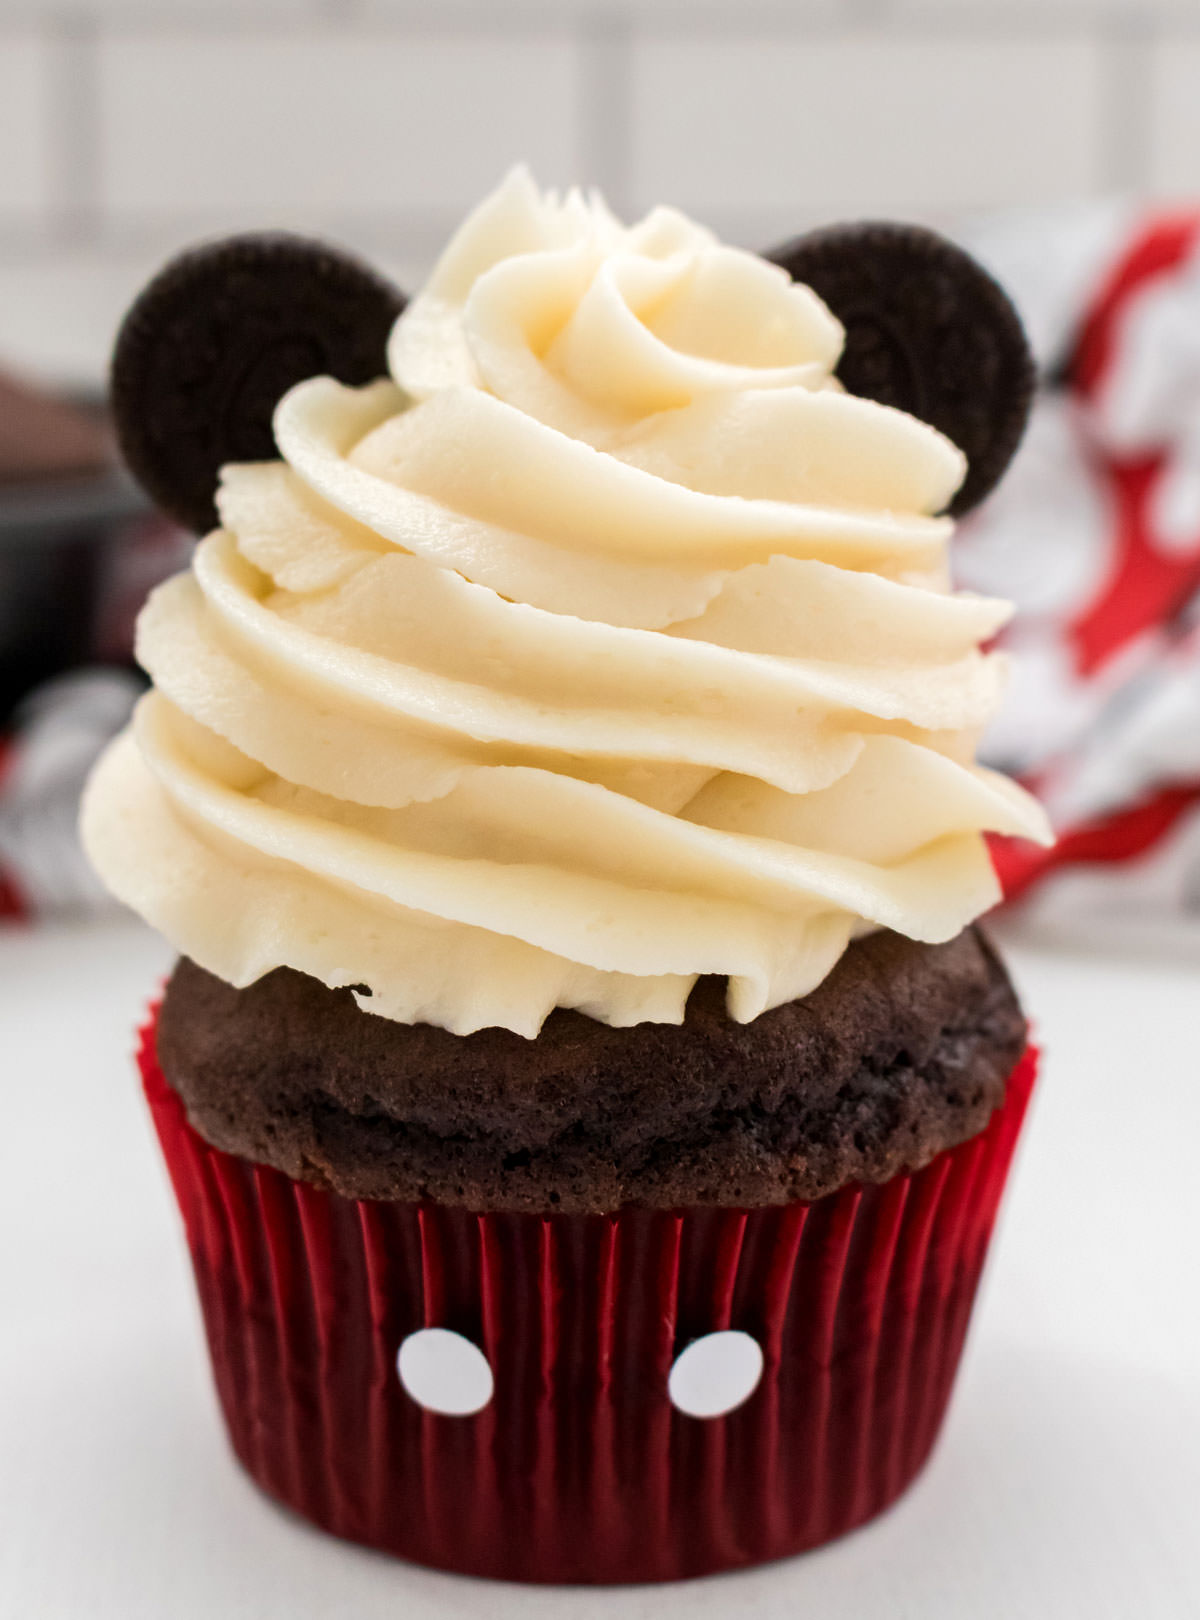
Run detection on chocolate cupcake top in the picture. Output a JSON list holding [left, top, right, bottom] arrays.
[[158, 927, 1026, 1211], [83, 168, 1049, 1038]]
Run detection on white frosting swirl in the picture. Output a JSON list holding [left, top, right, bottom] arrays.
[[82, 168, 1051, 1036]]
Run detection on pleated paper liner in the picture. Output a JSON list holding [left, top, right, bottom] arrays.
[[139, 1011, 1037, 1585]]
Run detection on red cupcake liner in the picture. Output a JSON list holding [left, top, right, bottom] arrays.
[[139, 1013, 1037, 1585]]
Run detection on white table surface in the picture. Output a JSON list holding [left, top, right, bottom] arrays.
[[2, 916, 1198, 1620]]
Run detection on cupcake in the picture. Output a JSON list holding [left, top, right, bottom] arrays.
[[82, 168, 1051, 1584]]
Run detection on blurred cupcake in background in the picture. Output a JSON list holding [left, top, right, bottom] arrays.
[[0, 365, 187, 918]]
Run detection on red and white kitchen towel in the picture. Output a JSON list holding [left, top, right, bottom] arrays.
[[960, 207, 1200, 939], [0, 668, 140, 919], [4, 206, 1200, 933]]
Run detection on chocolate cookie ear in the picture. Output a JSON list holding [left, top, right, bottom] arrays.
[[766, 222, 1034, 516], [110, 233, 406, 533]]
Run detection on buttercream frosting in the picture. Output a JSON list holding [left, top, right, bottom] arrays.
[[82, 167, 1051, 1037]]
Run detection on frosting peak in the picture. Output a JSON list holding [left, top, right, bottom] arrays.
[[392, 169, 844, 432], [82, 169, 1051, 1036]]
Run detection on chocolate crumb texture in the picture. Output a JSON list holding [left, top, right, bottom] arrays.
[[157, 927, 1027, 1214]]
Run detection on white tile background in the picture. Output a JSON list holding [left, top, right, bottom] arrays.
[[0, 0, 1197, 384]]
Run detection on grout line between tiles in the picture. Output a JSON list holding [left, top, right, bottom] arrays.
[[46, 13, 101, 248], [577, 8, 634, 213], [1097, 11, 1156, 193]]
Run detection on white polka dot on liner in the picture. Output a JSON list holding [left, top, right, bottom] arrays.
[[668, 1330, 764, 1419], [396, 1327, 494, 1416]]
